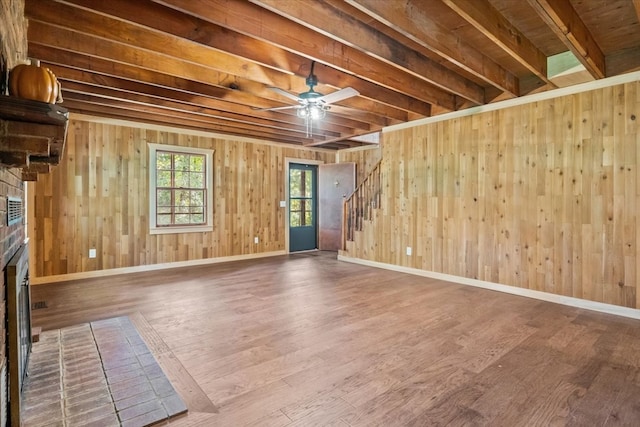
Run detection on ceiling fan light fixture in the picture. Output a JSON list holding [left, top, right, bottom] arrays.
[[310, 104, 326, 120], [297, 103, 328, 138], [296, 107, 309, 118], [260, 61, 358, 138], [297, 103, 326, 120]]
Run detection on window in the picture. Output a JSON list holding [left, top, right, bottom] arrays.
[[149, 143, 213, 234], [289, 168, 314, 227]]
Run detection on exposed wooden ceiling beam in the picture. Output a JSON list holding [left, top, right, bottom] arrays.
[[29, 42, 396, 137], [527, 0, 605, 79], [249, 0, 485, 105], [27, 22, 245, 90], [344, 0, 519, 96], [36, 0, 431, 121], [442, 0, 550, 84], [27, 44, 275, 110], [52, 61, 371, 132], [62, 91, 327, 142], [64, 101, 318, 146], [29, 43, 401, 129], [70, 103, 359, 148], [26, 1, 295, 90], [18, 0, 634, 149], [309, 62, 428, 118], [156, 0, 457, 110], [33, 0, 428, 119], [54, 71, 360, 137], [29, 21, 364, 139]]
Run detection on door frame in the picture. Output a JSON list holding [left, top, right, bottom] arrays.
[[284, 157, 324, 253]]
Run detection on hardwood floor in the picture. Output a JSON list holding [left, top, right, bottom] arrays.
[[31, 251, 640, 426]]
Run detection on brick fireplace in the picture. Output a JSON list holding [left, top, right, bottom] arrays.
[[0, 0, 29, 425]]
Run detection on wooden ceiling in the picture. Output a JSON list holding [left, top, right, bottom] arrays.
[[23, 0, 640, 149]]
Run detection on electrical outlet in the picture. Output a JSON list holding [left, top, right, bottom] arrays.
[[279, 200, 286, 208], [406, 247, 412, 256], [254, 236, 259, 244], [89, 248, 97, 258]]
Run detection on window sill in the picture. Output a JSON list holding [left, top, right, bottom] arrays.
[[150, 225, 213, 235]]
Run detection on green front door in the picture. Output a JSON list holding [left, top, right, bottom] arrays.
[[289, 163, 318, 252]]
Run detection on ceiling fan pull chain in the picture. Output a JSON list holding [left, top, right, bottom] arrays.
[[306, 116, 312, 138]]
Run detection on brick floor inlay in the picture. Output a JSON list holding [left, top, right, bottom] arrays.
[[22, 316, 187, 427]]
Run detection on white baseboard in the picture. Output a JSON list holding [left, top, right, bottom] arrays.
[[31, 250, 287, 285], [337, 255, 640, 320]]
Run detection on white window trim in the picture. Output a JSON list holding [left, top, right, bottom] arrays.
[[148, 143, 214, 235]]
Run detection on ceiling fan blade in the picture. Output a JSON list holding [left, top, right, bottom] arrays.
[[252, 105, 301, 112], [316, 87, 359, 105], [267, 86, 302, 102]]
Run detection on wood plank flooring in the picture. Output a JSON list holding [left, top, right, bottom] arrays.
[[31, 251, 640, 426]]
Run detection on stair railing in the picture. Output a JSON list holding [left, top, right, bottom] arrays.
[[342, 159, 382, 248]]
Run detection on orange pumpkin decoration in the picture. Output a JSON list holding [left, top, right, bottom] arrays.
[[9, 59, 61, 104]]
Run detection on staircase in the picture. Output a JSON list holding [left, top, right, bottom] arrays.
[[342, 159, 382, 248]]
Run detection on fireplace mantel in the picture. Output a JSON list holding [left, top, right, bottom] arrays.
[[0, 96, 68, 181]]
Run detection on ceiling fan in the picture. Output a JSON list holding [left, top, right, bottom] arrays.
[[255, 61, 359, 137]]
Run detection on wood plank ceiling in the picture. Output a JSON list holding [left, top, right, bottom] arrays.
[[22, 0, 640, 149]]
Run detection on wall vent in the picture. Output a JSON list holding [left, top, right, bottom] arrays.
[[32, 301, 48, 310], [7, 197, 22, 226]]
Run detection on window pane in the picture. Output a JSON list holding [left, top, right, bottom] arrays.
[[191, 172, 204, 188], [157, 152, 172, 170], [190, 155, 204, 172], [290, 211, 301, 227], [157, 214, 172, 225], [304, 171, 313, 197], [190, 190, 204, 206], [290, 199, 301, 210], [157, 189, 172, 206], [191, 213, 204, 223], [175, 213, 190, 224], [175, 154, 190, 171], [158, 206, 172, 214], [175, 190, 191, 206], [290, 169, 302, 197], [175, 171, 189, 188], [157, 171, 172, 187], [305, 211, 313, 225]]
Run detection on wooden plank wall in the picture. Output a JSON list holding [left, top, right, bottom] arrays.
[[28, 118, 334, 278], [344, 81, 640, 309], [337, 146, 382, 186]]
